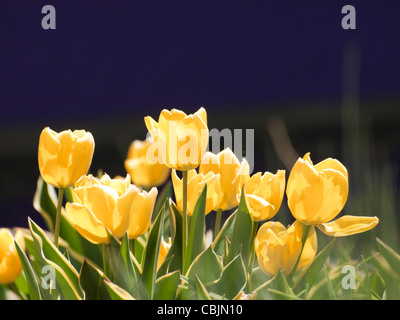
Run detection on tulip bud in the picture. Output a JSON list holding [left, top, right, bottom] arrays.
[[144, 108, 209, 171], [199, 148, 250, 211], [124, 137, 170, 188], [66, 174, 135, 244], [255, 221, 317, 277], [0, 229, 24, 284], [171, 169, 221, 216], [38, 127, 95, 188]]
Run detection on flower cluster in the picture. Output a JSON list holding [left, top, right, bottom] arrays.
[[0, 107, 380, 300]]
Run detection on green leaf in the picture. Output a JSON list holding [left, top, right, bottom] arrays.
[[139, 200, 166, 299], [194, 275, 211, 300], [163, 200, 183, 273], [179, 246, 223, 300], [103, 280, 135, 300], [79, 259, 110, 300], [226, 188, 253, 265], [114, 233, 141, 295], [154, 270, 180, 300], [14, 241, 41, 300], [28, 218, 83, 300], [207, 253, 247, 300], [33, 177, 102, 267], [212, 210, 236, 258], [293, 238, 336, 294], [184, 184, 207, 272]]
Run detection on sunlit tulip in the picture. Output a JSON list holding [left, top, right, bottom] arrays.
[[199, 148, 250, 211], [127, 187, 158, 239], [240, 170, 285, 222], [171, 169, 221, 216], [0, 229, 24, 284], [255, 220, 317, 277], [38, 127, 95, 188], [66, 174, 135, 244], [124, 137, 170, 188], [144, 108, 208, 171], [287, 153, 379, 236]]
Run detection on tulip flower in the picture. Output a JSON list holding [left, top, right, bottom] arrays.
[[255, 220, 317, 277], [127, 186, 158, 239], [171, 169, 221, 216], [240, 170, 285, 222], [124, 137, 170, 188], [199, 148, 250, 212], [66, 174, 136, 244], [286, 153, 379, 236], [38, 127, 95, 189], [0, 229, 24, 284], [144, 107, 208, 171]]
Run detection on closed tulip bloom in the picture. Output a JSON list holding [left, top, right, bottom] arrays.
[[255, 221, 317, 277], [199, 148, 250, 211], [287, 153, 379, 236], [171, 169, 221, 216], [144, 108, 208, 171], [0, 229, 24, 284], [66, 174, 136, 244], [127, 186, 158, 239], [38, 127, 95, 188], [124, 138, 170, 188], [240, 170, 285, 222]]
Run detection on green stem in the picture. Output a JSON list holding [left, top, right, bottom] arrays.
[[214, 208, 223, 240], [182, 170, 188, 273], [54, 188, 64, 248], [287, 224, 312, 284], [102, 243, 110, 278], [247, 220, 259, 292]]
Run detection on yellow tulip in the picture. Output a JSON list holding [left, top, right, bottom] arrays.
[[38, 127, 95, 188], [0, 229, 24, 284], [255, 220, 317, 277], [199, 148, 250, 211], [66, 174, 136, 244], [240, 170, 285, 222], [157, 237, 171, 271], [127, 186, 158, 239], [124, 137, 170, 188], [171, 169, 221, 216], [287, 153, 379, 236], [144, 107, 208, 171]]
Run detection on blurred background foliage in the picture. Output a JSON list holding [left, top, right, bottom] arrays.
[[1, 0, 399, 260]]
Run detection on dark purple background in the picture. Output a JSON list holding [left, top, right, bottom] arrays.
[[1, 1, 399, 228]]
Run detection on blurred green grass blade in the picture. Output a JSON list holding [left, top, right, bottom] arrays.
[[184, 185, 207, 272], [154, 270, 180, 300], [376, 237, 400, 272], [14, 241, 41, 300]]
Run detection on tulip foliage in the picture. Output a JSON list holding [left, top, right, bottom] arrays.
[[2, 107, 400, 301]]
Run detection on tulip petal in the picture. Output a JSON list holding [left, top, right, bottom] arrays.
[[65, 203, 108, 244], [317, 215, 379, 237]]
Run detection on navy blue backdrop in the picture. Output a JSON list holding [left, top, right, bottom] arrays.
[[1, 0, 399, 228]]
